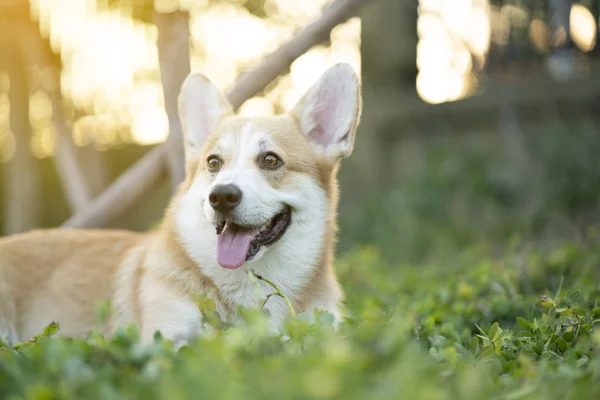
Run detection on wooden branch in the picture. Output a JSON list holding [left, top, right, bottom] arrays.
[[155, 11, 190, 191], [62, 0, 374, 229], [50, 88, 94, 211], [62, 146, 167, 228], [227, 0, 373, 109], [77, 143, 109, 197]]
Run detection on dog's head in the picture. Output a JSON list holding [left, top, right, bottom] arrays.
[[174, 64, 362, 273]]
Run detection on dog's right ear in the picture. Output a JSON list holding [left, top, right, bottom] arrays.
[[178, 73, 232, 162], [291, 63, 362, 162]]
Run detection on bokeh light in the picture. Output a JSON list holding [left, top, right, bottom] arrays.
[[570, 4, 597, 53], [4, 0, 597, 157], [416, 0, 490, 104], [19, 0, 360, 153]]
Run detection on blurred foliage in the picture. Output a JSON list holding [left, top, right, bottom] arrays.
[[339, 118, 600, 262]]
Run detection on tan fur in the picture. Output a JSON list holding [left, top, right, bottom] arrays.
[[0, 230, 143, 340], [0, 64, 361, 345]]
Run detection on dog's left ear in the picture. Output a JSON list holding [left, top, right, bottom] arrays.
[[292, 63, 362, 160], [178, 73, 232, 163]]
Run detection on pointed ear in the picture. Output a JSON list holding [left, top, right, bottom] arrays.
[[178, 73, 232, 161], [292, 63, 362, 160]]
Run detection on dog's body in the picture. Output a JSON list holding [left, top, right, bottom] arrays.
[[0, 64, 362, 347]]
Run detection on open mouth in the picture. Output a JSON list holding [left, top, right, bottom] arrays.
[[215, 206, 292, 269]]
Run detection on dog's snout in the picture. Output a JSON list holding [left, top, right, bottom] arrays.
[[209, 184, 242, 213]]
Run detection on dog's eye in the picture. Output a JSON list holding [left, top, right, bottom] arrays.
[[207, 156, 221, 172], [261, 153, 283, 170]]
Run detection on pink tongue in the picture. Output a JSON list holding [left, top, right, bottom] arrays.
[[216, 224, 258, 269]]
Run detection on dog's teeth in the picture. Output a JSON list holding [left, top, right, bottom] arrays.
[[258, 223, 269, 233]]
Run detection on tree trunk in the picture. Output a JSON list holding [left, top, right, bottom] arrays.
[[546, 0, 575, 81], [590, 0, 600, 58], [549, 0, 573, 50], [154, 11, 191, 192], [340, 0, 418, 199], [4, 49, 41, 234]]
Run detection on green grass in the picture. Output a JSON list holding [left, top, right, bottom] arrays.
[[1, 241, 599, 399]]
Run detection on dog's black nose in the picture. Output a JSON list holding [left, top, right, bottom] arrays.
[[209, 184, 242, 213]]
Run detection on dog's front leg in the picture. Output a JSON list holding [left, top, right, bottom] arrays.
[[138, 275, 204, 349]]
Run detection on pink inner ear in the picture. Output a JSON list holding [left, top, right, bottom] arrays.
[[307, 112, 336, 147], [306, 90, 346, 148]]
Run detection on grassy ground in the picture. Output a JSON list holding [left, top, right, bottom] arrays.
[[1, 125, 599, 399], [0, 242, 598, 399]]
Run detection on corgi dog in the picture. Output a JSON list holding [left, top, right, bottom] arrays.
[[0, 63, 362, 347]]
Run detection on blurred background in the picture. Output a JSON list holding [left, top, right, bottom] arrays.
[[0, 0, 599, 263]]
